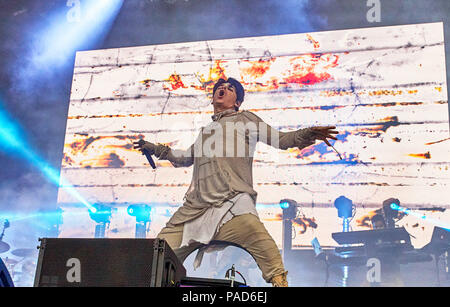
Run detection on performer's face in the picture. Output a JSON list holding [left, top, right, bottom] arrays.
[[213, 82, 239, 110]]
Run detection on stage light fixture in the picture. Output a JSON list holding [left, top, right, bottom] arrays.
[[127, 204, 152, 238], [280, 200, 290, 209], [88, 204, 113, 238], [279, 199, 297, 219], [127, 204, 152, 223], [382, 198, 400, 228], [88, 203, 112, 224], [334, 196, 353, 219]]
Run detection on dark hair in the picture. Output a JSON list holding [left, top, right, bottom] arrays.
[[213, 77, 245, 106]]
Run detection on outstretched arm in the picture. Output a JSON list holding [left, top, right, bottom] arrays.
[[242, 111, 338, 150], [133, 140, 194, 168]]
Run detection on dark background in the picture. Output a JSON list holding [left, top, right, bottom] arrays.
[[0, 0, 448, 213]]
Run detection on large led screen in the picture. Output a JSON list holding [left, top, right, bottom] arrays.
[[58, 22, 450, 249]]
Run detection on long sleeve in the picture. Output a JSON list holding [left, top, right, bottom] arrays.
[[153, 143, 194, 167], [241, 111, 316, 150]]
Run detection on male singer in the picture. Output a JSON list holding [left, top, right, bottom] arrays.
[[134, 77, 338, 286]]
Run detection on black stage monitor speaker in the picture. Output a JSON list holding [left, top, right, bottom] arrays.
[[34, 238, 185, 287]]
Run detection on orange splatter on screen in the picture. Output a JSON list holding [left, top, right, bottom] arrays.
[[306, 34, 320, 49], [240, 58, 275, 79], [61, 133, 183, 169], [354, 116, 400, 137], [188, 60, 229, 93], [65, 135, 143, 156], [368, 89, 403, 96], [83, 152, 125, 168], [262, 213, 318, 234], [408, 151, 431, 159], [263, 213, 283, 222], [63, 154, 75, 166], [356, 209, 381, 228], [140, 79, 152, 88], [320, 90, 354, 97], [62, 134, 147, 168], [209, 60, 228, 82], [292, 216, 318, 234], [425, 137, 450, 145]]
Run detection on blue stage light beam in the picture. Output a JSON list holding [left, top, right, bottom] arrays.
[[0, 210, 85, 223], [390, 203, 450, 231], [0, 103, 96, 212], [32, 0, 124, 67]]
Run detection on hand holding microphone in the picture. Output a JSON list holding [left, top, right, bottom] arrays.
[[133, 139, 157, 169]]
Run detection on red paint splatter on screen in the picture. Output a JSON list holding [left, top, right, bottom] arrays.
[[139, 52, 340, 96], [284, 72, 332, 86], [164, 74, 188, 91], [237, 53, 340, 92], [283, 54, 339, 86]]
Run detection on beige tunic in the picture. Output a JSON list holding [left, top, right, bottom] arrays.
[[153, 109, 316, 227]]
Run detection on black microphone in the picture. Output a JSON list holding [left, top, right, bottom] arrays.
[[142, 148, 156, 169], [138, 140, 156, 169]]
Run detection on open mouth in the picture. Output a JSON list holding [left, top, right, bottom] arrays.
[[218, 89, 225, 98]]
